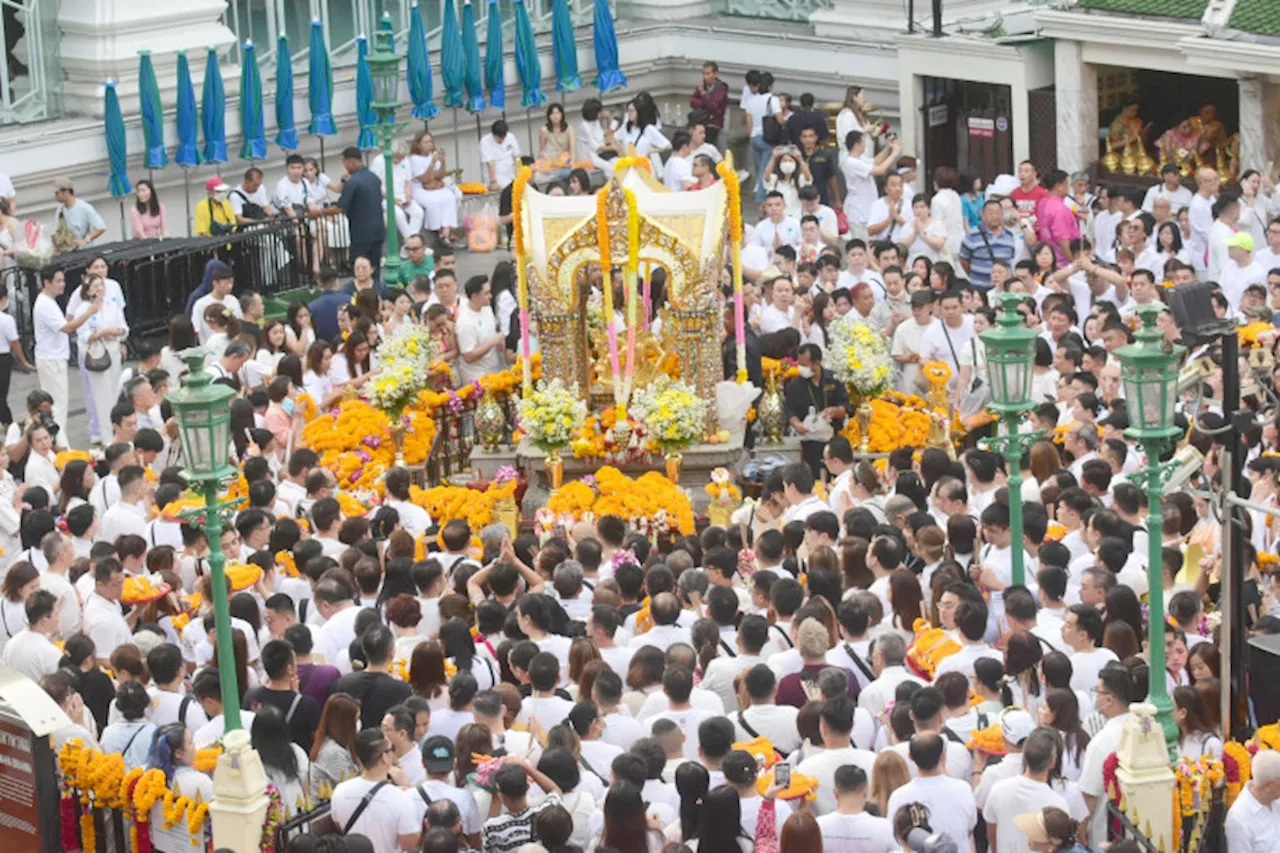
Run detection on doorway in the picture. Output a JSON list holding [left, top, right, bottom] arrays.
[[920, 78, 1014, 187]]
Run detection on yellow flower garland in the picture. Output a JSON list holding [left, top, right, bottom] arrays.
[[716, 155, 746, 384]]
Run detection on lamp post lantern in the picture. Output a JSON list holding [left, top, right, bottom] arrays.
[[1116, 302, 1185, 753], [978, 292, 1043, 588], [169, 350, 243, 731], [367, 12, 403, 285]]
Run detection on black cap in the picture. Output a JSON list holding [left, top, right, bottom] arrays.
[[909, 290, 935, 307], [421, 735, 456, 773]]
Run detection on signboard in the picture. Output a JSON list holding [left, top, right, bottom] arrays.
[[996, 116, 1009, 133], [928, 105, 947, 127], [968, 117, 996, 140], [0, 718, 37, 847]]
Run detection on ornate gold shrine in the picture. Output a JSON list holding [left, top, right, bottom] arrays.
[[517, 160, 729, 432]]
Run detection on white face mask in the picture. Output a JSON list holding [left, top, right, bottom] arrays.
[[798, 365, 813, 379], [780, 160, 797, 176]]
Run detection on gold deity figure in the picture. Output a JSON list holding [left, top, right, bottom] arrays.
[[589, 306, 681, 396]]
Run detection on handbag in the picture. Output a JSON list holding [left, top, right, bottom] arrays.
[[84, 339, 112, 372], [52, 211, 79, 254], [955, 336, 992, 418]]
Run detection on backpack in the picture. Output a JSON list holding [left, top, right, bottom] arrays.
[[230, 189, 266, 220], [761, 96, 786, 145]]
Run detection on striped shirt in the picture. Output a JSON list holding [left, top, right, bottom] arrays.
[[959, 225, 1019, 287]]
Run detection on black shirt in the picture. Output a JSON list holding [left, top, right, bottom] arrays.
[[783, 370, 850, 425], [805, 148, 838, 209], [243, 685, 323, 750], [723, 327, 763, 389], [333, 670, 413, 729], [337, 167, 387, 245]]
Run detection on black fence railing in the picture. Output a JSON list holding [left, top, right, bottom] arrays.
[[1107, 802, 1161, 853], [0, 212, 355, 354], [1107, 788, 1225, 853], [275, 800, 333, 851]]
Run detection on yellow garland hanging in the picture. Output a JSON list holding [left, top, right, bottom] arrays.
[[624, 188, 639, 271], [716, 158, 743, 243], [614, 154, 653, 174], [597, 190, 612, 274], [54, 450, 93, 471], [511, 165, 532, 255]]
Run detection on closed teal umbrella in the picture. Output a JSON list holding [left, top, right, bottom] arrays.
[[355, 36, 377, 150], [276, 35, 298, 150], [239, 41, 267, 160], [307, 20, 336, 136], [512, 0, 545, 109], [552, 0, 581, 92], [104, 82, 133, 198], [484, 0, 505, 111], [407, 4, 439, 121], [138, 51, 168, 169], [201, 47, 227, 163], [175, 52, 200, 167], [461, 2, 486, 113], [593, 0, 627, 93], [441, 0, 465, 109]]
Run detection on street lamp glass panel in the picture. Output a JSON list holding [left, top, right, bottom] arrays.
[[373, 67, 399, 106], [991, 345, 1034, 409], [1124, 364, 1175, 433]]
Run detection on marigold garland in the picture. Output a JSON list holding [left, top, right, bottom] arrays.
[[55, 449, 94, 471], [597, 190, 612, 275]]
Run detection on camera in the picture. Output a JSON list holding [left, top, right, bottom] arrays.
[[36, 410, 60, 439]]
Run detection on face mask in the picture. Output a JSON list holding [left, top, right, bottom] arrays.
[[281, 398, 296, 416], [798, 366, 813, 379], [780, 160, 797, 176]]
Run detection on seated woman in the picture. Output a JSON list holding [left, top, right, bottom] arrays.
[[539, 104, 578, 179]]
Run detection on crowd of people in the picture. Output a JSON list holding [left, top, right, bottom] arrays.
[[3, 61, 1280, 853]]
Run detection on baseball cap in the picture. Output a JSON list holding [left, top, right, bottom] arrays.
[[1161, 163, 1181, 176], [1226, 231, 1255, 252], [1014, 812, 1052, 844], [722, 749, 759, 785], [988, 174, 1018, 198], [761, 266, 788, 285], [421, 735, 456, 773], [205, 177, 231, 193], [1000, 708, 1035, 747], [54, 177, 75, 192]]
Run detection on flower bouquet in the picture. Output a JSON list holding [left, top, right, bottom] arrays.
[[368, 325, 438, 418], [516, 379, 587, 454], [630, 376, 708, 455], [829, 319, 892, 398]]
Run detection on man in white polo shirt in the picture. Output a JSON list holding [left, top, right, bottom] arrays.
[[34, 266, 95, 429], [82, 558, 135, 665]]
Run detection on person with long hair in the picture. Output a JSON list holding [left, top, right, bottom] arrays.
[[455, 722, 496, 818], [441, 616, 498, 689], [0, 561, 38, 654], [161, 314, 199, 380], [623, 645, 666, 715], [621, 93, 671, 170], [284, 302, 315, 356], [868, 750, 911, 818], [1174, 684, 1223, 759], [886, 568, 924, 643], [130, 179, 168, 238], [252, 704, 312, 817], [1187, 643, 1220, 683], [540, 103, 578, 177], [58, 458, 95, 513], [302, 341, 341, 409], [685, 785, 751, 853], [410, 131, 458, 244], [146, 722, 214, 822], [836, 86, 875, 166], [329, 329, 373, 390], [490, 260, 518, 338], [309, 692, 361, 797], [1038, 687, 1089, 781], [666, 761, 710, 844], [780, 811, 822, 853], [73, 273, 128, 446], [1004, 631, 1045, 717], [409, 639, 449, 709]]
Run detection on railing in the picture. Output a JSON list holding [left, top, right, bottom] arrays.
[[0, 0, 60, 125], [1106, 802, 1161, 853], [708, 0, 832, 22], [1105, 786, 1225, 853], [0, 212, 353, 354], [275, 799, 334, 851]]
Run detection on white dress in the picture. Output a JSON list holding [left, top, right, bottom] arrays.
[[75, 299, 128, 444], [308, 172, 350, 248], [409, 153, 458, 230]]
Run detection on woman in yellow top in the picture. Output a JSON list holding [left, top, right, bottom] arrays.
[[194, 177, 236, 237]]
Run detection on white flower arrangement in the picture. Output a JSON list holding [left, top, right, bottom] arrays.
[[367, 325, 437, 416], [516, 379, 588, 453], [630, 375, 708, 453], [829, 318, 893, 398]]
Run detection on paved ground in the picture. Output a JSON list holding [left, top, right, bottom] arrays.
[[13, 247, 516, 449]]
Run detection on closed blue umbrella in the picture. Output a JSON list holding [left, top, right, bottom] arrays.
[[175, 52, 200, 167], [512, 0, 546, 109], [201, 47, 227, 163], [138, 51, 168, 169], [355, 36, 377, 150], [552, 0, 581, 92], [104, 82, 133, 198], [239, 41, 267, 160], [592, 0, 626, 93], [307, 20, 336, 136], [276, 34, 298, 150], [461, 2, 486, 113], [484, 0, 505, 111], [440, 0, 465, 109], [407, 4, 439, 121]]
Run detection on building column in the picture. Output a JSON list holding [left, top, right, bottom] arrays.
[[56, 0, 235, 117], [1239, 76, 1265, 171], [1054, 39, 1097, 173]]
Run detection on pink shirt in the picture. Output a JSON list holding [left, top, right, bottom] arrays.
[[129, 204, 168, 239], [1036, 194, 1080, 266]]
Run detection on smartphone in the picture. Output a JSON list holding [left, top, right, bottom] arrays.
[[774, 762, 791, 788]]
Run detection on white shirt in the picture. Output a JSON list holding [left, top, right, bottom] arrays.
[[516, 694, 576, 735], [33, 292, 70, 361], [1080, 714, 1130, 844], [1220, 259, 1266, 313], [1226, 786, 1280, 853], [480, 133, 522, 188], [1207, 218, 1235, 281], [1142, 183, 1193, 215], [39, 571, 81, 640], [743, 90, 778, 139], [702, 653, 762, 712], [331, 776, 419, 853], [648, 706, 717, 759], [816, 811, 897, 853], [83, 592, 132, 659], [842, 158, 877, 225], [191, 293, 243, 344], [781, 494, 826, 525], [662, 154, 695, 192], [796, 746, 877, 815], [1187, 193, 1216, 269], [886, 775, 978, 853], [982, 777, 1068, 853], [314, 605, 360, 666], [636, 686, 724, 721], [867, 196, 910, 243], [149, 687, 210, 732], [750, 217, 802, 252], [858, 665, 924, 719], [455, 302, 503, 387], [385, 498, 432, 538], [0, 629, 62, 683], [758, 303, 795, 334], [919, 316, 976, 379], [891, 317, 937, 394], [934, 643, 1002, 681], [408, 778, 483, 836], [732, 703, 802, 754], [601, 710, 645, 751], [97, 500, 150, 543], [1068, 646, 1119, 693]]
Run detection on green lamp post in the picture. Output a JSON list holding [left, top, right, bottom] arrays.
[[367, 13, 403, 286], [169, 351, 243, 732], [978, 292, 1044, 588], [1116, 302, 1186, 753]]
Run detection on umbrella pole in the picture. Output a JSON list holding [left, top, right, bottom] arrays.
[[119, 199, 127, 241], [184, 168, 193, 238], [475, 113, 482, 143], [320, 138, 326, 173], [453, 108, 461, 176], [525, 108, 534, 160]]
